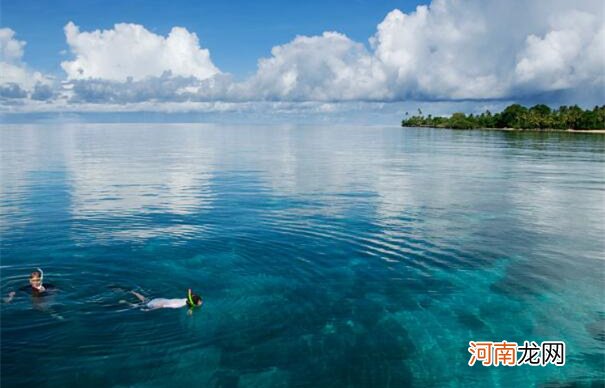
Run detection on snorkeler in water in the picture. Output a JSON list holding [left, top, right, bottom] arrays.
[[122, 289, 203, 312], [4, 268, 56, 303]]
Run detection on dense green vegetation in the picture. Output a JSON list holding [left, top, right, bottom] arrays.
[[401, 104, 605, 130]]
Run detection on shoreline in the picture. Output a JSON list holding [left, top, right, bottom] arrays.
[[402, 125, 605, 134]]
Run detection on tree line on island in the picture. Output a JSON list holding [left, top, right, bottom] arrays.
[[401, 104, 605, 130]]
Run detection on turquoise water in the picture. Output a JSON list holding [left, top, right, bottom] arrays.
[[1, 124, 604, 387]]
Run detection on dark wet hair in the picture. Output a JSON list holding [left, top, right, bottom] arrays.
[[186, 293, 202, 307], [30, 270, 42, 280]]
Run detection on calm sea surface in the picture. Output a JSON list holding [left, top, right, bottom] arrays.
[[1, 124, 604, 387]]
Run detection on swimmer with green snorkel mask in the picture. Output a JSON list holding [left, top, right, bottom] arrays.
[[123, 288, 203, 314]]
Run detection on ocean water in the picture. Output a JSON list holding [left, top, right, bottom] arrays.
[[1, 123, 603, 387]]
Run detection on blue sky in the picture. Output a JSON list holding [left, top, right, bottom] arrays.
[[0, 0, 603, 120]]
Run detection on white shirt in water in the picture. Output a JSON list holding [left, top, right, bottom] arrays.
[[146, 298, 187, 309]]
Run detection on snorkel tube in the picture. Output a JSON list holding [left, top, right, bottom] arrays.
[[186, 288, 198, 308], [35, 267, 46, 292]]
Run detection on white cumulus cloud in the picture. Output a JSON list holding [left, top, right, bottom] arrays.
[[238, 31, 387, 101], [61, 22, 220, 81], [370, 2, 511, 99], [369, 0, 603, 100], [515, 9, 605, 91], [0, 28, 25, 63], [0, 28, 53, 98]]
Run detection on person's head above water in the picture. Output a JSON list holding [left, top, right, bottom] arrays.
[[29, 269, 45, 291], [186, 289, 202, 308]]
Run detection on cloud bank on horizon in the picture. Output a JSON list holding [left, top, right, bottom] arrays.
[[1, 0, 603, 115]]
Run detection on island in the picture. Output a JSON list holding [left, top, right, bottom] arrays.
[[401, 104, 605, 131]]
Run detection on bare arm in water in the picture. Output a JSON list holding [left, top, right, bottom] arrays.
[[4, 291, 16, 303], [119, 290, 148, 308], [130, 290, 147, 303]]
